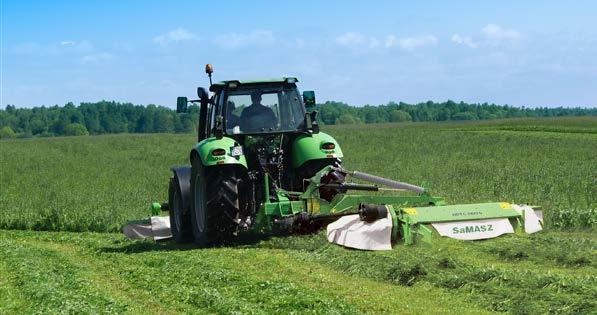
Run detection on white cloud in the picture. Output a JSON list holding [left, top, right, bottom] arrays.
[[153, 28, 198, 46], [452, 24, 522, 49], [384, 35, 398, 48], [336, 32, 366, 46], [13, 40, 94, 56], [398, 35, 438, 50], [70, 40, 95, 53], [80, 52, 113, 64], [481, 24, 521, 43], [214, 30, 274, 49], [335, 33, 437, 51], [451, 34, 478, 48], [335, 32, 382, 50]]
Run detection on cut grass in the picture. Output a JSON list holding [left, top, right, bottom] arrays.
[[262, 231, 596, 314], [0, 229, 594, 314], [0, 230, 493, 314]]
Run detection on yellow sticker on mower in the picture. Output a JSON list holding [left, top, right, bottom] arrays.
[[499, 202, 512, 209], [403, 207, 418, 215]]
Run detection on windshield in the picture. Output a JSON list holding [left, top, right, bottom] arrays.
[[225, 86, 305, 134]]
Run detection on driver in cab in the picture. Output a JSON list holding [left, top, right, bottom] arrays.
[[240, 92, 277, 132]]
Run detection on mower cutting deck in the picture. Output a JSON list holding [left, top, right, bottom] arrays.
[[136, 64, 543, 249]]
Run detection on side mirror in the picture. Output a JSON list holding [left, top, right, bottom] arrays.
[[176, 97, 188, 113], [302, 91, 316, 111], [197, 87, 209, 101]]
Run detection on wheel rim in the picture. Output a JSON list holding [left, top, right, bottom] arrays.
[[193, 173, 205, 233]]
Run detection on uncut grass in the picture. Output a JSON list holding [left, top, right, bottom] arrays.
[[2, 117, 593, 232]]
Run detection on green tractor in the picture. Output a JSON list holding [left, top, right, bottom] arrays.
[[158, 64, 542, 248]]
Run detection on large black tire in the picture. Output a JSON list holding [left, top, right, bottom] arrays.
[[207, 168, 241, 225], [168, 177, 193, 243], [190, 158, 242, 246], [190, 159, 209, 246]]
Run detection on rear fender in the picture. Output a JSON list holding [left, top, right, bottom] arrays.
[[191, 136, 248, 168], [292, 132, 343, 168]]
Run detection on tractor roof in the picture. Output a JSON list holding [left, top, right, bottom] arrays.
[[210, 77, 298, 91]]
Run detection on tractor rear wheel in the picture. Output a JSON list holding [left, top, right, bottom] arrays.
[[168, 177, 193, 243], [190, 159, 242, 246]]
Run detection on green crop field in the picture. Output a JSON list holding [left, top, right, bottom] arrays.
[[1, 117, 596, 314]]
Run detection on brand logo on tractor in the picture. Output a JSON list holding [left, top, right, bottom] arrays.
[[452, 224, 494, 234]]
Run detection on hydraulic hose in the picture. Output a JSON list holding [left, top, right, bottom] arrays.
[[347, 170, 425, 194]]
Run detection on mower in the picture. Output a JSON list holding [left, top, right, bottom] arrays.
[[148, 64, 542, 249]]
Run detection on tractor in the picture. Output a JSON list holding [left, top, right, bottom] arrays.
[[157, 64, 542, 248]]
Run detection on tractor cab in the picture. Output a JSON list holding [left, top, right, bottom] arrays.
[[213, 78, 308, 135]]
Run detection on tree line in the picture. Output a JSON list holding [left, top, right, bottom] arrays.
[[318, 100, 596, 125], [0, 100, 595, 138]]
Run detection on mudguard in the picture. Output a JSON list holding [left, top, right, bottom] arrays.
[[191, 136, 248, 168], [292, 132, 343, 168], [170, 166, 191, 214]]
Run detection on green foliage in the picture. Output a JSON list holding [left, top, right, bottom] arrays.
[[0, 101, 198, 137], [389, 109, 412, 122], [1, 101, 594, 137], [335, 113, 357, 124], [64, 123, 89, 136], [317, 100, 596, 125], [0, 126, 15, 139], [451, 111, 478, 121]]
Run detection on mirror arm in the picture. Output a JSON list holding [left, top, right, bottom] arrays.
[[214, 115, 224, 139], [309, 111, 319, 134]]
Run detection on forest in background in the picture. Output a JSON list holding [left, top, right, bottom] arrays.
[[0, 100, 595, 138]]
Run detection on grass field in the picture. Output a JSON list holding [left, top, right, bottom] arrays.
[[1, 117, 596, 314]]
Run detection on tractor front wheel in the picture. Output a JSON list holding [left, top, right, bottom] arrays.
[[190, 159, 209, 246], [168, 177, 193, 243]]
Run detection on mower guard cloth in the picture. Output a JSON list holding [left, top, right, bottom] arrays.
[[326, 212, 392, 251], [512, 204, 543, 233], [431, 218, 514, 240], [122, 216, 172, 241]]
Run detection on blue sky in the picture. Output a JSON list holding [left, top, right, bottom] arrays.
[[2, 1, 596, 108]]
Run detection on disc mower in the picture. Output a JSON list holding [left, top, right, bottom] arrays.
[[151, 64, 542, 249]]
